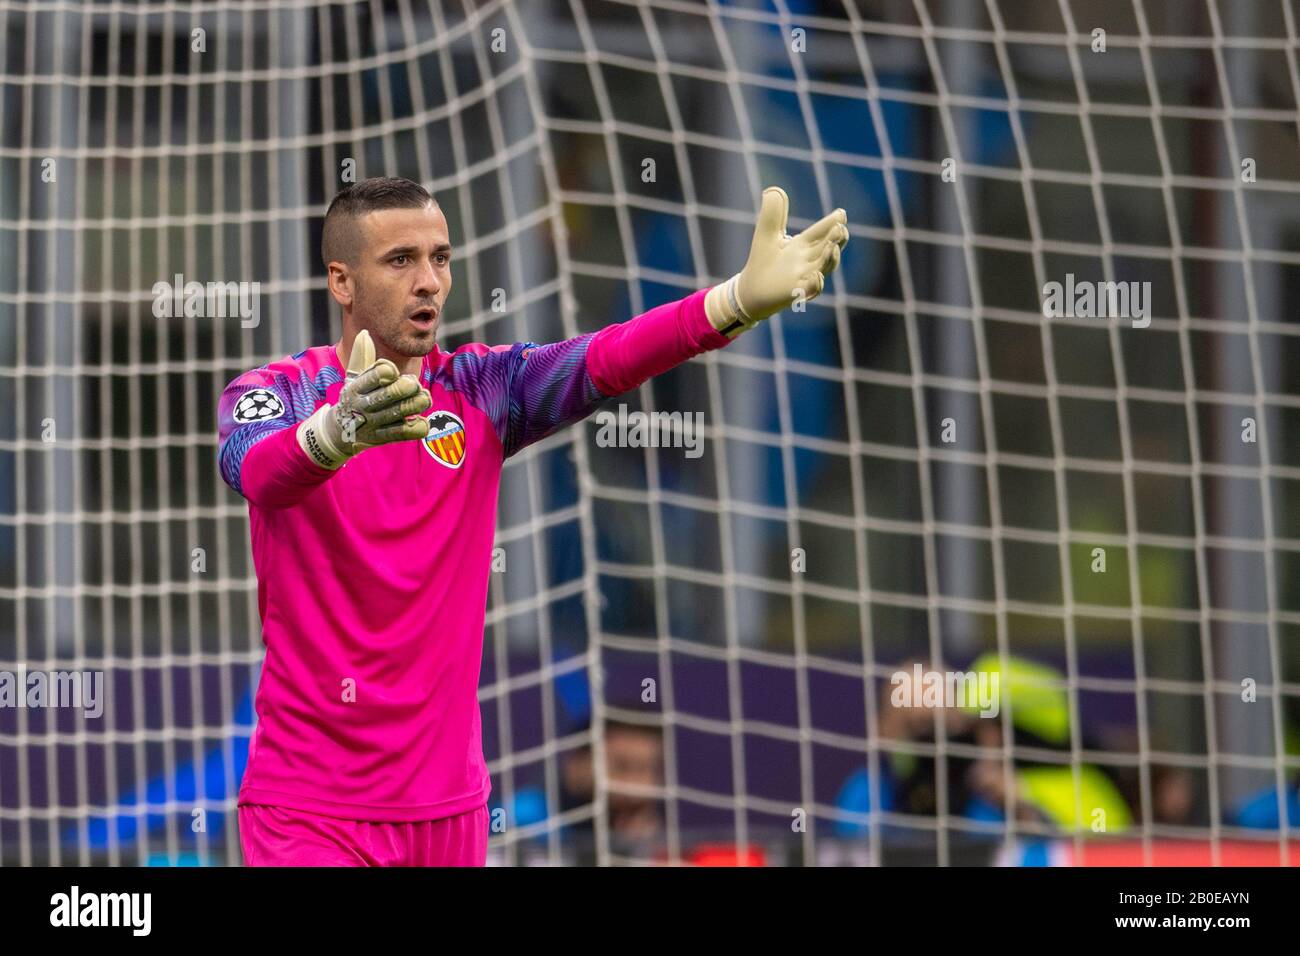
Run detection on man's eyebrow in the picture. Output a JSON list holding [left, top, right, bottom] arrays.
[[379, 242, 453, 259]]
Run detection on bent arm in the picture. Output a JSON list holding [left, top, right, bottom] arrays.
[[218, 374, 335, 509], [235, 425, 335, 508]]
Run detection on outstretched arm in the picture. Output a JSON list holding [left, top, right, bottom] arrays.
[[488, 186, 849, 458], [485, 287, 723, 458]]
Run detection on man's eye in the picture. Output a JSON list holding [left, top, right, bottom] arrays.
[[436, 254, 449, 265], [392, 255, 409, 266]]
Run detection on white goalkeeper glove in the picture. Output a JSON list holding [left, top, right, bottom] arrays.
[[296, 329, 433, 470], [705, 186, 850, 338]]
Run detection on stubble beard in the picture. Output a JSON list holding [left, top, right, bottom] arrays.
[[354, 281, 436, 358]]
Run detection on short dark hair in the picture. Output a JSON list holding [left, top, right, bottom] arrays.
[[321, 176, 437, 268]]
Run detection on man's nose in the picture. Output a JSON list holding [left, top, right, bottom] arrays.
[[413, 258, 441, 298]]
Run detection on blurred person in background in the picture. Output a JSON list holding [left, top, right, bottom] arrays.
[[834, 658, 1000, 833], [493, 710, 666, 865], [836, 654, 1134, 839], [960, 654, 1133, 835], [560, 719, 665, 855]]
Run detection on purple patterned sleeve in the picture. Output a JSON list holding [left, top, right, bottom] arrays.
[[444, 288, 729, 458], [449, 335, 607, 459], [217, 369, 298, 497], [217, 349, 344, 505]]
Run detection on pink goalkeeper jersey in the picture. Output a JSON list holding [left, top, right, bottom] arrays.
[[218, 287, 728, 821]]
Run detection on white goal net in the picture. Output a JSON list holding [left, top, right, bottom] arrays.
[[0, 0, 1296, 867]]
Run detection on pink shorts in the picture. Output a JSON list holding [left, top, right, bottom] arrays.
[[238, 802, 490, 867]]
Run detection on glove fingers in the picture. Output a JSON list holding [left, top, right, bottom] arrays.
[[801, 272, 825, 298], [370, 416, 432, 444], [356, 374, 422, 413], [363, 389, 432, 427], [754, 186, 789, 240], [800, 208, 848, 244], [819, 240, 842, 275], [350, 358, 400, 395]]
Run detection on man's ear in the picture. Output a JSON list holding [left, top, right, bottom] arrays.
[[326, 262, 354, 309]]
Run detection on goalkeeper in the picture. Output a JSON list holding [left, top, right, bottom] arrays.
[[217, 176, 848, 865]]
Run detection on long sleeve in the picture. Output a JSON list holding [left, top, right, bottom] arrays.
[[585, 286, 729, 396], [445, 286, 729, 459]]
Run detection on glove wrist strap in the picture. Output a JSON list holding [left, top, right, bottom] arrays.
[[296, 404, 350, 470], [705, 275, 756, 339]]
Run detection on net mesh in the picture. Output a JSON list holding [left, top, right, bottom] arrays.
[[0, 0, 1297, 866]]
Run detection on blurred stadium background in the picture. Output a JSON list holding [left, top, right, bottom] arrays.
[[1, 0, 1298, 866]]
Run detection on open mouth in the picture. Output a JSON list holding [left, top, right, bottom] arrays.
[[408, 308, 437, 330]]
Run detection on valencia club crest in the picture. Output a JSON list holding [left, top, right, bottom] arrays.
[[423, 410, 467, 469]]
